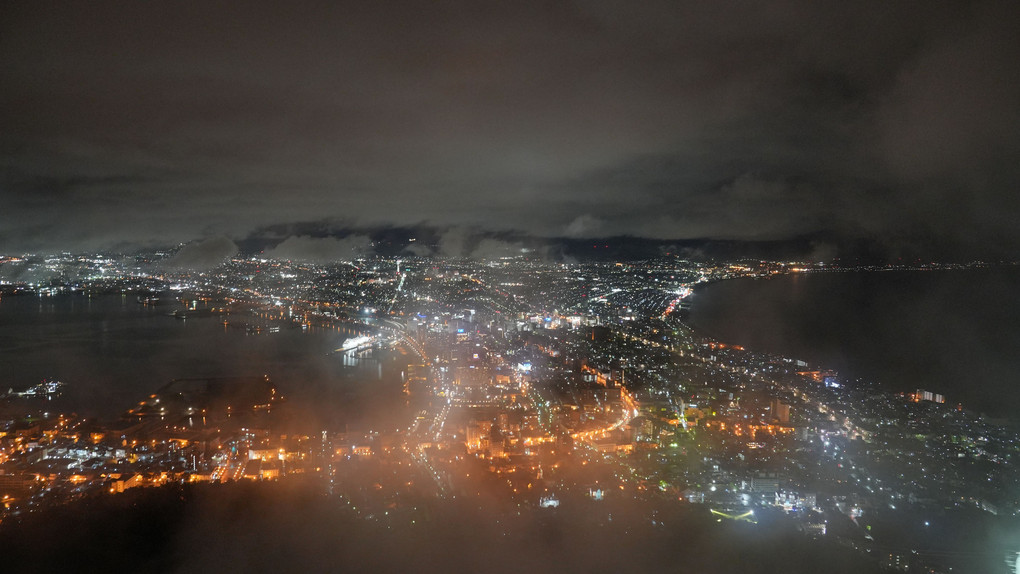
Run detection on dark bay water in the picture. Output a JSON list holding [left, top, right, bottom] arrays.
[[689, 267, 1020, 417], [0, 294, 406, 425]]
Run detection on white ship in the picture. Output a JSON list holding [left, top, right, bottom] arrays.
[[337, 335, 374, 353]]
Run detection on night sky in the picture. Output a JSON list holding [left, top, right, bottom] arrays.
[[2, 1, 1018, 257]]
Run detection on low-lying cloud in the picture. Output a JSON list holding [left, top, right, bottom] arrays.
[[264, 235, 373, 263], [163, 236, 238, 271]]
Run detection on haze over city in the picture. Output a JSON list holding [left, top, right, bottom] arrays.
[[2, 2, 1020, 574]]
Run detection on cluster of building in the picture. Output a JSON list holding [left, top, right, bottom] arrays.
[[1, 250, 1016, 571]]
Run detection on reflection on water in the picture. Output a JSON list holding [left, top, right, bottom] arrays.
[[690, 267, 1020, 417], [340, 350, 383, 379], [0, 294, 404, 425]]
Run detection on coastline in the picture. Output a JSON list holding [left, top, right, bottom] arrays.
[[685, 265, 1020, 419]]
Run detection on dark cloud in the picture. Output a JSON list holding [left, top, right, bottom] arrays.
[[427, 227, 535, 259], [163, 236, 238, 270], [401, 242, 434, 257], [564, 215, 605, 238], [264, 234, 373, 263], [437, 227, 471, 258], [470, 237, 526, 260], [1, 1, 1017, 257]]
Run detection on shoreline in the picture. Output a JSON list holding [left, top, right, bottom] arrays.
[[684, 265, 1020, 420]]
